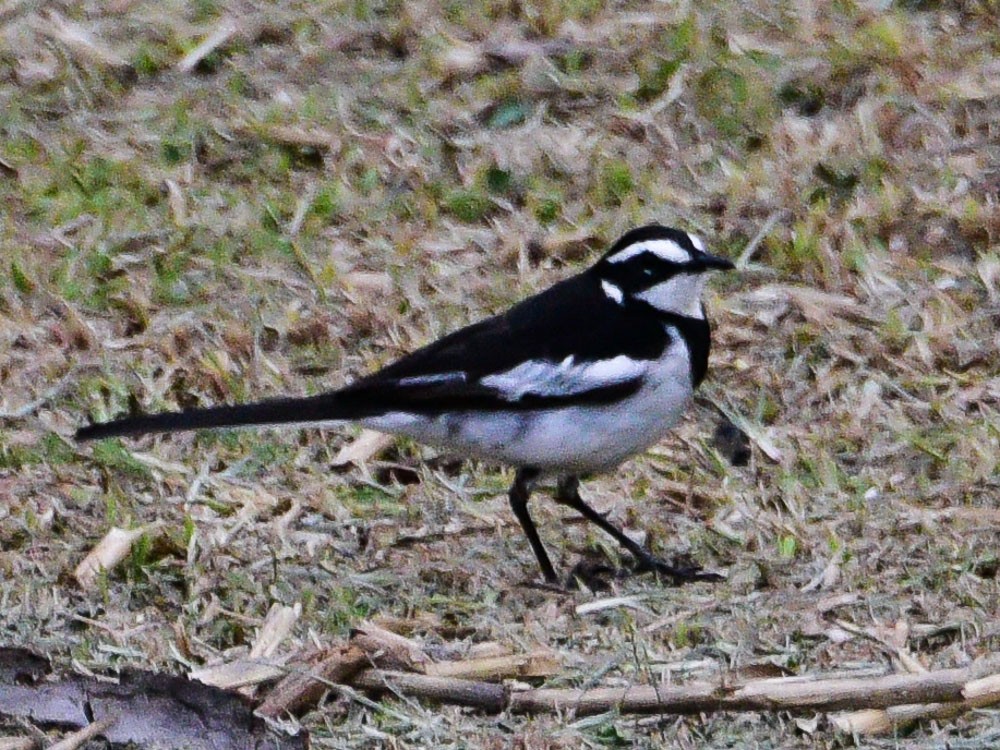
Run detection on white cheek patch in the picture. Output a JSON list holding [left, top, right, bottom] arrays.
[[601, 280, 624, 305], [637, 274, 706, 318], [481, 355, 646, 401], [688, 233, 705, 253], [608, 239, 691, 265]]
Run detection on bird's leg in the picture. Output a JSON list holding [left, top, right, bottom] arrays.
[[554, 476, 720, 584], [508, 468, 559, 584]]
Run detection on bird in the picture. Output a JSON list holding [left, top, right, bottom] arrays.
[[77, 224, 734, 586]]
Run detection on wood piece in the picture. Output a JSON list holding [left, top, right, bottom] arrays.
[[370, 612, 443, 636], [188, 659, 285, 690], [254, 645, 368, 719], [250, 603, 301, 660], [354, 670, 508, 713], [347, 623, 559, 682], [74, 523, 163, 589], [829, 672, 1000, 736], [831, 702, 969, 734], [964, 673, 1000, 706], [424, 651, 560, 681], [350, 621, 431, 673], [832, 669, 1000, 735]]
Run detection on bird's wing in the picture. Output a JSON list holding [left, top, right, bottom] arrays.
[[344, 353, 648, 413], [339, 274, 663, 413]]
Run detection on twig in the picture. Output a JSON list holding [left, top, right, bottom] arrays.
[[177, 20, 239, 73], [354, 670, 508, 713], [508, 658, 1000, 716], [348, 623, 560, 681], [36, 11, 131, 73], [575, 595, 650, 616], [0, 367, 79, 419], [340, 657, 1000, 718], [231, 123, 341, 152], [184, 455, 216, 504], [47, 717, 117, 750], [287, 185, 317, 238], [737, 210, 788, 268], [391, 520, 503, 548]]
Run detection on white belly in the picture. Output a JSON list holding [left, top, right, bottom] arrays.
[[362, 336, 694, 474]]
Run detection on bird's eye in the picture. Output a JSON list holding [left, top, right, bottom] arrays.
[[643, 268, 655, 277]]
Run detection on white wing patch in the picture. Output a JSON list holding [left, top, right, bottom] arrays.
[[397, 372, 467, 387], [601, 280, 624, 305], [688, 233, 705, 252], [607, 239, 691, 265], [480, 355, 646, 401]]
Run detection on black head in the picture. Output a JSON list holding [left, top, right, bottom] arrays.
[[593, 224, 733, 317]]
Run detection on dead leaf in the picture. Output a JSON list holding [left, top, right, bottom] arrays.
[[331, 430, 393, 467], [74, 523, 164, 589]]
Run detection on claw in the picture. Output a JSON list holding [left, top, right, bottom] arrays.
[[630, 554, 724, 585]]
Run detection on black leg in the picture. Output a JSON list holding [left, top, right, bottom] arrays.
[[508, 468, 559, 584], [555, 476, 720, 584]]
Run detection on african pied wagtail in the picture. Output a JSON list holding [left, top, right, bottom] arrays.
[[77, 224, 734, 586]]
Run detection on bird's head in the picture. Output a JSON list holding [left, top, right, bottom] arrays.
[[594, 224, 734, 318]]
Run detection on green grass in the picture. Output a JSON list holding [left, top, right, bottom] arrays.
[[2, 1, 999, 747], [90, 441, 153, 480], [442, 187, 492, 222]]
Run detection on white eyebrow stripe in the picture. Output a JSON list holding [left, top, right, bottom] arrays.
[[688, 233, 705, 252], [607, 239, 691, 265], [601, 280, 624, 305]]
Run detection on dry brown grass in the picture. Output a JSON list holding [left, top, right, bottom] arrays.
[[1, 0, 999, 746]]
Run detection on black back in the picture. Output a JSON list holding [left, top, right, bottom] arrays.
[[342, 267, 712, 410]]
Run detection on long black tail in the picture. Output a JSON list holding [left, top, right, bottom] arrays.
[[75, 392, 362, 442]]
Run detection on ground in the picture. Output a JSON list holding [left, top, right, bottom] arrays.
[[1, 0, 999, 747]]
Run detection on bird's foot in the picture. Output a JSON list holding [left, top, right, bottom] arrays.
[[522, 555, 722, 594], [563, 559, 617, 592], [565, 555, 723, 590], [629, 553, 724, 585]]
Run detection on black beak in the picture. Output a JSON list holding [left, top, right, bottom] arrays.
[[699, 252, 736, 271]]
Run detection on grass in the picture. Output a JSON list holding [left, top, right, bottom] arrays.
[[1, 0, 999, 747]]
